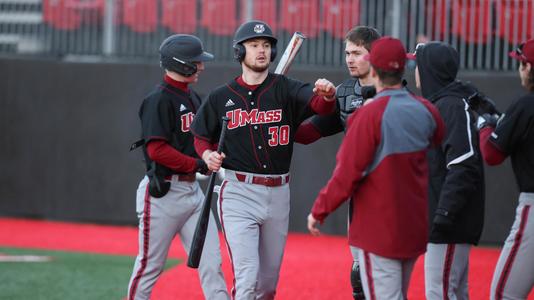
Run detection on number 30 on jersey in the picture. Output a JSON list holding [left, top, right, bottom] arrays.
[[268, 125, 289, 146]]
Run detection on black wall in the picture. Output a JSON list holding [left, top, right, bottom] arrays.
[[0, 57, 522, 244]]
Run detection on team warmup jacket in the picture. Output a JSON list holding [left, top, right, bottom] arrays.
[[416, 43, 486, 244], [312, 88, 445, 259]]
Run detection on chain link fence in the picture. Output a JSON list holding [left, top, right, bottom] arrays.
[[0, 0, 532, 70]]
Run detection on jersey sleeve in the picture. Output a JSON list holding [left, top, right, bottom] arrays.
[[309, 111, 344, 137], [139, 94, 174, 142], [489, 96, 529, 154], [190, 93, 221, 143], [283, 76, 315, 123]]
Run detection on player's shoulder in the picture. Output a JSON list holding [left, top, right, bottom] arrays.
[[273, 72, 301, 86], [514, 92, 534, 109], [502, 92, 534, 118], [142, 85, 169, 105], [338, 78, 358, 88], [207, 82, 234, 99]]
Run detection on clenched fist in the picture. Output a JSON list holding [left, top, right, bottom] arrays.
[[313, 78, 336, 101]]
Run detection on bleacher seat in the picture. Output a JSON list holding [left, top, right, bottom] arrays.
[[43, 0, 105, 30], [201, 0, 237, 35], [240, 0, 277, 32], [321, 0, 360, 39], [497, 0, 533, 43], [122, 0, 157, 33], [451, 0, 492, 44], [162, 0, 197, 34], [279, 0, 320, 38], [43, 0, 82, 30]]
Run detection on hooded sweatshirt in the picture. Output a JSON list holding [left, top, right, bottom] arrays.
[[416, 42, 485, 244]]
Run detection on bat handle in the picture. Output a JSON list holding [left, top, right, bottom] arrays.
[[186, 116, 230, 269], [217, 117, 229, 154]]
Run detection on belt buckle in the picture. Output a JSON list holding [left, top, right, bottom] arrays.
[[265, 176, 276, 186]]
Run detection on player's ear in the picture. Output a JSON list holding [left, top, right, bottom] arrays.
[[370, 66, 377, 79]]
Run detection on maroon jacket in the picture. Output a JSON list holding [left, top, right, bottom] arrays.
[[312, 88, 445, 259]]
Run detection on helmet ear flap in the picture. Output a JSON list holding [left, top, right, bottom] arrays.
[[234, 42, 277, 63], [233, 43, 246, 62], [270, 44, 277, 62]]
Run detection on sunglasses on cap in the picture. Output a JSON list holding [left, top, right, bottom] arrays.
[[515, 43, 526, 61]]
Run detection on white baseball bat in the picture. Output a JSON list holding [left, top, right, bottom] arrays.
[[274, 32, 307, 75]]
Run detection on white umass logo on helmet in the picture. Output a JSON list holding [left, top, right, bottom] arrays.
[[254, 24, 265, 33]]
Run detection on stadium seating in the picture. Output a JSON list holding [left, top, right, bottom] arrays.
[[321, 0, 360, 39], [497, 0, 533, 44], [122, 0, 157, 33], [43, 0, 105, 30], [201, 0, 237, 35], [162, 0, 197, 34], [451, 0, 492, 44], [429, 0, 491, 43], [240, 0, 277, 32], [280, 0, 320, 38]]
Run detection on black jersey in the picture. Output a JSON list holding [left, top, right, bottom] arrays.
[[490, 93, 534, 192], [191, 73, 315, 174], [139, 81, 201, 176]]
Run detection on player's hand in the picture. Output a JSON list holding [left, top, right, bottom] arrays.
[[307, 213, 321, 236], [313, 78, 336, 101], [195, 159, 211, 175], [202, 150, 226, 172]]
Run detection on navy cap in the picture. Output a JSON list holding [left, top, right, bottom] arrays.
[[159, 34, 214, 62]]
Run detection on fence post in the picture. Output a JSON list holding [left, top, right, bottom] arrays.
[[391, 0, 402, 38], [103, 0, 115, 56], [245, 0, 254, 21]]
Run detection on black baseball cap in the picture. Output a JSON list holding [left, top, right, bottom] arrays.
[[159, 34, 214, 62]]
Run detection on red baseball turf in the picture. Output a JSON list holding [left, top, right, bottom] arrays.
[[0, 217, 532, 299]]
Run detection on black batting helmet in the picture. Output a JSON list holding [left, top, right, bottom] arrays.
[[233, 20, 277, 62], [159, 34, 214, 77]]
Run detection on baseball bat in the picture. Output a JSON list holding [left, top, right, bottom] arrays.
[[274, 32, 306, 75], [187, 116, 230, 269]]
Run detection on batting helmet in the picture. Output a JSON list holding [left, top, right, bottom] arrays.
[[159, 34, 214, 77], [233, 20, 277, 62]]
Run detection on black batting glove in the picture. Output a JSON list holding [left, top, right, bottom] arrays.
[[195, 159, 210, 175], [467, 91, 501, 116], [432, 208, 454, 232]]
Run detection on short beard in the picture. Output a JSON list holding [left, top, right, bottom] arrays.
[[243, 60, 269, 73]]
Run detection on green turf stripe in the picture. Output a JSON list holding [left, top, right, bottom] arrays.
[[0, 247, 180, 300]]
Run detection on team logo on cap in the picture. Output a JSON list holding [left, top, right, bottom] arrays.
[[254, 24, 265, 33]]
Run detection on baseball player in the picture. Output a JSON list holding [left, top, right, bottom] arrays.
[[127, 34, 229, 300], [294, 25, 381, 300], [307, 37, 445, 299], [190, 20, 336, 299], [413, 41, 486, 299], [476, 38, 534, 300]]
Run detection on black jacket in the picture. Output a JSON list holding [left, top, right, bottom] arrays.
[[417, 42, 485, 244]]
